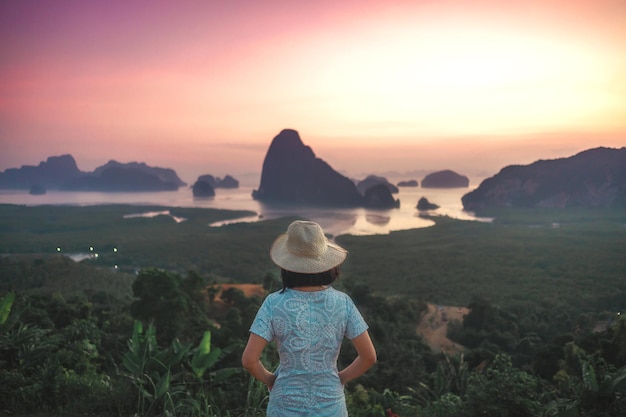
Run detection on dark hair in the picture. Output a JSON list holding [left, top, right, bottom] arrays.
[[280, 267, 340, 293]]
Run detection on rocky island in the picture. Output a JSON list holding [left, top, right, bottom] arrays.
[[356, 175, 399, 194], [0, 154, 82, 189], [397, 179, 419, 187], [195, 174, 239, 189], [421, 170, 469, 188], [462, 147, 626, 210], [252, 129, 399, 208], [0, 155, 186, 192], [192, 180, 215, 197], [416, 197, 439, 210]]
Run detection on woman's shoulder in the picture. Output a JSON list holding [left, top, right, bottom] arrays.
[[261, 290, 284, 305], [328, 287, 353, 301]]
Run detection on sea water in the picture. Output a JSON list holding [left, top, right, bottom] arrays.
[[0, 185, 491, 237]]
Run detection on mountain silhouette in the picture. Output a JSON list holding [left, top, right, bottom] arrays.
[[253, 129, 399, 208], [0, 154, 82, 189], [462, 147, 626, 210], [0, 155, 186, 192], [421, 170, 469, 188]]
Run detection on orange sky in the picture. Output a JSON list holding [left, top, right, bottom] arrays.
[[1, 0, 625, 184]]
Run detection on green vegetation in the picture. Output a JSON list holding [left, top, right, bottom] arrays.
[[1, 204, 625, 416], [337, 210, 625, 311], [0, 204, 285, 278]]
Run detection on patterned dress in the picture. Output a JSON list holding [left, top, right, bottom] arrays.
[[249, 286, 368, 417]]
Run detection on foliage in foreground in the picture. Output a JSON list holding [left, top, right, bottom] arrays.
[[1, 205, 625, 415], [2, 269, 626, 416]]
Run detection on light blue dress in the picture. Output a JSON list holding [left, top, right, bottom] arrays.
[[249, 287, 368, 417]]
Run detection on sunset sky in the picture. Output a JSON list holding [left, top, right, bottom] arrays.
[[1, 0, 625, 184]]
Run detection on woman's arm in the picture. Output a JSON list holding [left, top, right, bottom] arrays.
[[338, 330, 377, 385], [241, 333, 276, 390]]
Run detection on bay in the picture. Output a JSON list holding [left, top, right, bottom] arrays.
[[0, 185, 491, 237]]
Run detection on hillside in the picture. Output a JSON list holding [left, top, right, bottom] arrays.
[[462, 147, 626, 210]]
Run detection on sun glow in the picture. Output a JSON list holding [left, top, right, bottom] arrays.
[[298, 22, 623, 137], [0, 0, 624, 178]]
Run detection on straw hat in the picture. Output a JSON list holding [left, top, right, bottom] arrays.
[[270, 220, 348, 274]]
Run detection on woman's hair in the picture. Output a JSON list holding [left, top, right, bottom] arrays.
[[280, 267, 340, 293]]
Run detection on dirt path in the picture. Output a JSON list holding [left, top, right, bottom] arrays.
[[206, 283, 265, 315], [417, 303, 469, 354], [213, 283, 266, 298], [206, 285, 468, 355]]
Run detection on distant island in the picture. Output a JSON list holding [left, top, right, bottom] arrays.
[[29, 184, 47, 195], [195, 174, 239, 189], [397, 180, 419, 187], [421, 170, 469, 188], [4, 143, 623, 209], [252, 129, 399, 208], [416, 197, 439, 211], [462, 147, 626, 210], [0, 155, 186, 192], [192, 174, 240, 198], [356, 175, 399, 194], [192, 180, 215, 197], [0, 154, 82, 190]]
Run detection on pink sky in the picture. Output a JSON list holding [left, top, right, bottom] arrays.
[[1, 0, 625, 184]]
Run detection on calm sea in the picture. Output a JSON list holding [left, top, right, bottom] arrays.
[[0, 184, 491, 237]]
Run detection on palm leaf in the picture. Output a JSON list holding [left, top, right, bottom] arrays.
[[0, 292, 15, 327], [581, 361, 599, 394]]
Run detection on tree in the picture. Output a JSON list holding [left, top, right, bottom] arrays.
[[463, 297, 494, 332], [263, 272, 280, 292], [461, 354, 542, 417], [550, 342, 626, 416], [130, 268, 189, 344]]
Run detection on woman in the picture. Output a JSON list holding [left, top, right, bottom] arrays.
[[242, 220, 377, 416]]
